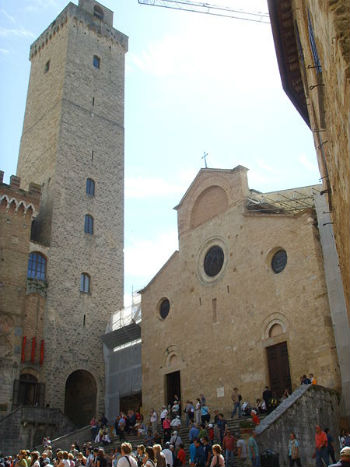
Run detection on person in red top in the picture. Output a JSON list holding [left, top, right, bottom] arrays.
[[223, 430, 236, 466], [315, 425, 329, 467], [177, 444, 186, 466], [163, 415, 171, 443], [251, 410, 260, 426]]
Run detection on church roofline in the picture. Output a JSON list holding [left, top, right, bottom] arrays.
[[138, 250, 179, 294], [174, 165, 248, 210]]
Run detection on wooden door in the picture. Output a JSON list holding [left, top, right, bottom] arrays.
[[266, 341, 292, 398]]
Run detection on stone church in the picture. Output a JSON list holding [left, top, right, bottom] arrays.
[[141, 166, 343, 416], [0, 0, 127, 435]]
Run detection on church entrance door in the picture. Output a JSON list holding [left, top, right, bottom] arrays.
[[266, 341, 292, 398], [165, 371, 181, 406], [64, 370, 97, 427]]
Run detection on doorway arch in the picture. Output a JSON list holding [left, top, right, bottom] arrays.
[[64, 370, 97, 427]]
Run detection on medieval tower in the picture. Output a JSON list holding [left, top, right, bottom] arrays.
[[16, 0, 127, 425]]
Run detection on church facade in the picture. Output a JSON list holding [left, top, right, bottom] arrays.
[[0, 0, 127, 427], [141, 166, 341, 415]]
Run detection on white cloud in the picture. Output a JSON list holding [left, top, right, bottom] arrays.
[[125, 230, 178, 281], [24, 0, 60, 11], [298, 153, 319, 173], [125, 176, 186, 199], [0, 9, 16, 24], [0, 26, 34, 38], [0, 48, 9, 55]]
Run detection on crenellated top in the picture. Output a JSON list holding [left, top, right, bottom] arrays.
[[29, 1, 128, 60], [0, 171, 41, 216]]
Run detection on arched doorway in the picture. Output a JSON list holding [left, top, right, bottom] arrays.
[[64, 370, 97, 427]]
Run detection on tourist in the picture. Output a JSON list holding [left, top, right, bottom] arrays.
[[210, 445, 225, 467], [216, 414, 227, 444], [170, 416, 181, 429], [185, 401, 195, 427], [163, 416, 171, 443], [199, 424, 208, 441], [223, 430, 236, 467], [314, 425, 329, 467], [144, 447, 156, 467], [288, 433, 301, 467], [202, 438, 212, 467], [112, 448, 122, 467], [329, 447, 350, 467], [30, 453, 40, 467], [237, 435, 247, 466], [201, 405, 210, 424], [67, 453, 74, 467], [325, 428, 336, 464], [231, 388, 242, 419], [208, 424, 214, 444], [189, 439, 197, 467], [194, 440, 206, 467], [248, 432, 260, 467], [309, 374, 317, 385], [17, 451, 28, 467], [251, 410, 260, 426], [171, 401, 180, 419], [262, 387, 272, 413], [176, 444, 186, 466], [301, 375, 311, 385], [161, 407, 168, 427], [200, 394, 206, 406], [117, 443, 138, 467], [162, 443, 173, 467], [281, 389, 290, 400], [195, 399, 202, 425], [170, 431, 182, 448], [135, 446, 146, 467], [189, 423, 200, 442], [153, 445, 166, 467], [150, 409, 158, 435]]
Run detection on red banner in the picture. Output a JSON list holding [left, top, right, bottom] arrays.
[[21, 336, 26, 362]]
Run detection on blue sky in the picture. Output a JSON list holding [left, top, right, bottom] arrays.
[[0, 0, 320, 306]]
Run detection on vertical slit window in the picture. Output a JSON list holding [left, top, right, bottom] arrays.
[[93, 55, 100, 69], [86, 178, 95, 196], [84, 214, 94, 234], [80, 273, 90, 293], [27, 253, 46, 280]]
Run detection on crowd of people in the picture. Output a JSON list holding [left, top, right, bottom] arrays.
[[2, 383, 350, 467]]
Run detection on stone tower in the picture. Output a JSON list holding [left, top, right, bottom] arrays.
[[16, 0, 127, 425]]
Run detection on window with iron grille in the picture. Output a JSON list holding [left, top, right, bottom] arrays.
[[27, 252, 46, 280], [80, 273, 90, 293], [84, 214, 94, 234], [307, 10, 322, 73]]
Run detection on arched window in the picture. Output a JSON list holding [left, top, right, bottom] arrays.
[[84, 214, 94, 234], [80, 273, 90, 293], [86, 178, 95, 196], [93, 55, 100, 69], [27, 252, 46, 280], [93, 5, 104, 20]]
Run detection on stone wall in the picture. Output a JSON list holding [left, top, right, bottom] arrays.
[[141, 168, 340, 416], [0, 173, 41, 416], [256, 385, 340, 467]]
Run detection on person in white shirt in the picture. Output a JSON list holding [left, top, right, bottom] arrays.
[[117, 443, 138, 467], [170, 416, 181, 428], [160, 407, 168, 425], [162, 443, 174, 467], [237, 436, 248, 461], [150, 409, 158, 434], [170, 431, 182, 448]]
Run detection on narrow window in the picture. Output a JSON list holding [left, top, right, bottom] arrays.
[[93, 55, 100, 69], [80, 273, 90, 293], [92, 96, 95, 106], [91, 150, 94, 161], [44, 60, 50, 73], [84, 214, 94, 234], [83, 314, 86, 326], [212, 298, 217, 323], [86, 178, 95, 196], [94, 5, 104, 20], [307, 10, 322, 73], [27, 252, 46, 280]]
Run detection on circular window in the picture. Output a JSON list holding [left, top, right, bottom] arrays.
[[204, 245, 224, 277], [159, 298, 170, 319], [271, 249, 287, 273]]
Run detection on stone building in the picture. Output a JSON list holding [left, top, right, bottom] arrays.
[[0, 173, 41, 416], [266, 0, 350, 320], [140, 166, 342, 418], [0, 0, 127, 427]]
